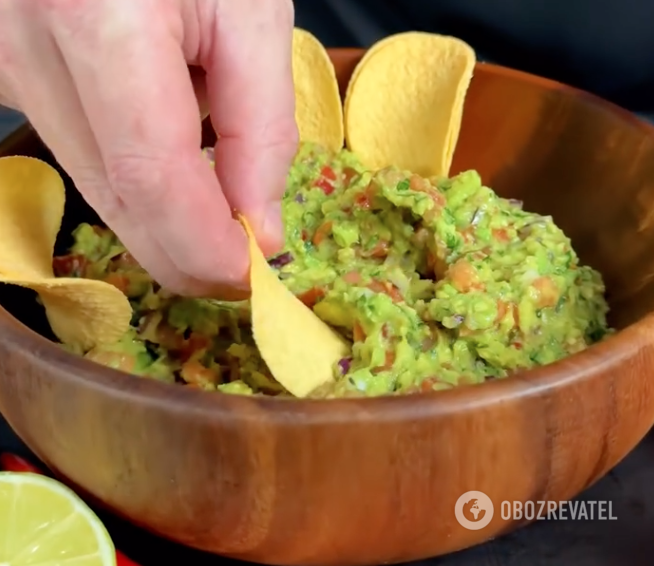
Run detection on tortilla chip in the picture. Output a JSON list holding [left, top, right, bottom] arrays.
[[344, 32, 476, 177], [343, 33, 406, 105], [292, 28, 344, 152], [240, 215, 348, 398], [0, 156, 131, 351], [0, 156, 65, 279]]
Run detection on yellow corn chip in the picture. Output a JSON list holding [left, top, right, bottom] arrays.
[[0, 156, 131, 351], [344, 32, 476, 177], [0, 156, 65, 279], [343, 33, 406, 106], [240, 215, 348, 398], [292, 28, 344, 152]]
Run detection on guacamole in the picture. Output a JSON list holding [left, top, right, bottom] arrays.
[[52, 142, 611, 398]]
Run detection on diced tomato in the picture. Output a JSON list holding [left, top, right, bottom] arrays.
[[362, 240, 390, 259], [342, 271, 362, 285], [410, 174, 446, 207], [367, 280, 387, 294], [178, 333, 211, 362], [320, 166, 336, 181], [512, 342, 523, 350], [297, 287, 325, 308], [386, 285, 404, 303], [314, 166, 337, 195], [430, 191, 447, 208], [448, 260, 484, 293], [381, 323, 389, 339], [460, 227, 475, 243], [420, 377, 439, 392], [426, 250, 448, 280], [103, 273, 130, 293], [409, 174, 428, 192], [301, 229, 309, 241], [180, 360, 220, 386], [355, 194, 371, 209], [354, 182, 377, 209], [312, 221, 333, 246], [367, 280, 403, 302], [372, 350, 396, 374], [353, 321, 366, 342], [532, 276, 559, 308], [52, 254, 88, 277], [492, 228, 511, 243], [315, 177, 335, 195]]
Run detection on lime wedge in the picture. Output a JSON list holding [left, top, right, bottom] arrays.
[[0, 472, 116, 566]]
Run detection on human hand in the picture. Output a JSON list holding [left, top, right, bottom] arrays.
[[0, 0, 298, 299]]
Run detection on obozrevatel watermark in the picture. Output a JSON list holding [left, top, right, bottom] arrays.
[[454, 490, 617, 531]]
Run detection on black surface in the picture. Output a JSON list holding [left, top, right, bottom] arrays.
[[3, 2, 654, 562]]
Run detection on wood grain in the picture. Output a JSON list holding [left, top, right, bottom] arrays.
[[0, 49, 654, 566]]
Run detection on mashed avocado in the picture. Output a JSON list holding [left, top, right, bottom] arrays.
[[53, 142, 611, 398]]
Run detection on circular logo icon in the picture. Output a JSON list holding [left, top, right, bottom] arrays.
[[454, 491, 494, 530]]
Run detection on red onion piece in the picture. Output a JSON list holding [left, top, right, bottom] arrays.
[[338, 357, 352, 374], [268, 252, 294, 269]]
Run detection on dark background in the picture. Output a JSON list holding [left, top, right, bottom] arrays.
[[3, 0, 654, 563]]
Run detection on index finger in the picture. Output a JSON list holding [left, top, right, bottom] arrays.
[[47, 0, 250, 291]]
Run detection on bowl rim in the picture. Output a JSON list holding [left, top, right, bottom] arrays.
[[1, 54, 654, 421]]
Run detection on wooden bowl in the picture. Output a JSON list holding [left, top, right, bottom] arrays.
[[1, 48, 654, 566]]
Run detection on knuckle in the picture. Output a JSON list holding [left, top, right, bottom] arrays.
[[70, 164, 125, 224], [105, 153, 174, 211]]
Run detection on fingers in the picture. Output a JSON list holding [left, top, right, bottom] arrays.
[[46, 0, 251, 296], [1, 0, 296, 299], [0, 2, 172, 290], [201, 0, 298, 257]]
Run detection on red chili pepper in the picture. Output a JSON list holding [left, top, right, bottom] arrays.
[[0, 453, 40, 474], [0, 453, 141, 566], [115, 553, 141, 566]]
